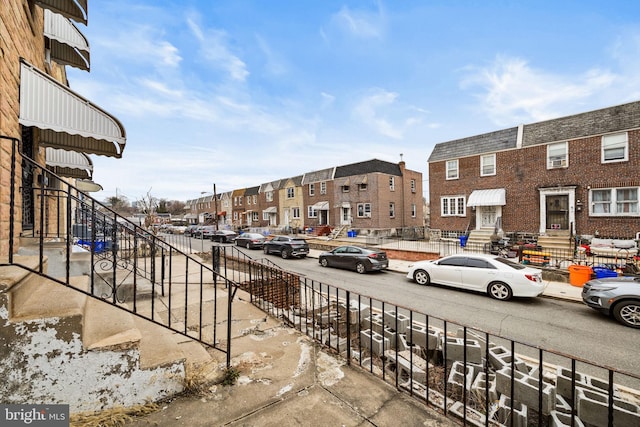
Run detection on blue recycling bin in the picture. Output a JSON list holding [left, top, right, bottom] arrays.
[[347, 230, 357, 238], [459, 235, 468, 247]]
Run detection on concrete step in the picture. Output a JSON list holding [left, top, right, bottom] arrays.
[[133, 316, 187, 370], [82, 298, 141, 351]]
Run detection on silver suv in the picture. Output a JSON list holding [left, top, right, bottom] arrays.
[[582, 276, 640, 328]]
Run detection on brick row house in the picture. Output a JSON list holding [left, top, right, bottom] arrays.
[[428, 100, 640, 246], [187, 159, 424, 236]]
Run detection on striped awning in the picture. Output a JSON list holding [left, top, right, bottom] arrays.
[[44, 9, 90, 71], [36, 0, 88, 25], [312, 201, 329, 210], [19, 60, 126, 158], [467, 188, 506, 207], [45, 147, 93, 179], [263, 207, 277, 213]]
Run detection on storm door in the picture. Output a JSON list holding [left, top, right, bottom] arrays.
[[21, 127, 35, 231], [479, 206, 498, 228], [545, 195, 569, 230]]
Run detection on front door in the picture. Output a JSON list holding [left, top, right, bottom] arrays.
[[546, 195, 569, 231], [479, 206, 498, 228], [341, 207, 350, 226]]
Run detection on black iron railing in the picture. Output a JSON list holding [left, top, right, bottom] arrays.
[[224, 262, 640, 426], [5, 149, 236, 365]]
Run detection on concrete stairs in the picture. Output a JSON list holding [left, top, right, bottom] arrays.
[[0, 254, 212, 413], [466, 229, 494, 247], [537, 233, 573, 251]]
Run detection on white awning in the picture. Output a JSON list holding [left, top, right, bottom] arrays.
[[263, 206, 277, 213], [45, 147, 93, 179], [44, 9, 90, 71], [312, 201, 329, 210], [340, 202, 351, 208], [75, 179, 102, 192], [36, 0, 88, 25], [467, 188, 506, 207], [19, 60, 126, 158]]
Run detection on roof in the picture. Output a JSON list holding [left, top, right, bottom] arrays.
[[245, 186, 260, 196], [334, 159, 402, 178], [428, 128, 518, 162], [302, 167, 335, 184]]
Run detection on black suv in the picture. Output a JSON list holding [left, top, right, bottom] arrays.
[[263, 236, 310, 259]]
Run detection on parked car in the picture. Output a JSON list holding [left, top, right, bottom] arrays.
[[581, 276, 640, 328], [319, 245, 388, 274], [234, 232, 266, 249], [184, 225, 199, 237], [199, 226, 217, 239], [263, 235, 309, 259], [210, 230, 238, 243], [406, 254, 545, 301]]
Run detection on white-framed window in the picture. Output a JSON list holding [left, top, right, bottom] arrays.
[[292, 207, 301, 219], [357, 203, 371, 217], [389, 202, 395, 218], [410, 179, 416, 193], [601, 132, 628, 163], [252, 212, 259, 221], [358, 183, 367, 191], [342, 185, 350, 193], [389, 176, 395, 191], [307, 206, 317, 218], [446, 160, 459, 180], [253, 195, 257, 204], [246, 196, 251, 205], [266, 191, 273, 202], [480, 153, 496, 176], [309, 183, 315, 196], [441, 196, 466, 216], [590, 187, 638, 216], [263, 212, 269, 220], [233, 212, 238, 220], [320, 182, 326, 194], [287, 187, 295, 198], [547, 142, 568, 169], [411, 203, 416, 217]]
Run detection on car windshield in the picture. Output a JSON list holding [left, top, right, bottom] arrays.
[[291, 239, 307, 244], [493, 257, 526, 270]]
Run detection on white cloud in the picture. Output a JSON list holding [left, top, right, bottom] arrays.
[[352, 89, 426, 139], [329, 3, 386, 39], [460, 55, 616, 126]]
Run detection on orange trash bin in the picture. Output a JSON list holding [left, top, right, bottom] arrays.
[[568, 265, 593, 287]]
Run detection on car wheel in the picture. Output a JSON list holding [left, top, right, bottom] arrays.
[[488, 282, 513, 301], [612, 301, 640, 328], [355, 262, 366, 274], [320, 258, 329, 267], [281, 249, 290, 259], [413, 269, 430, 285], [263, 246, 269, 254]]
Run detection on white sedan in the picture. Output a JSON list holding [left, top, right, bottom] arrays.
[[406, 254, 546, 301]]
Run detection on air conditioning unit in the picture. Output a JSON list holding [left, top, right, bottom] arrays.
[[551, 159, 566, 168]]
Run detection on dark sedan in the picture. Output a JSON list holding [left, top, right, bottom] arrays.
[[234, 233, 266, 249], [210, 230, 238, 243], [319, 245, 388, 274], [582, 276, 640, 328]]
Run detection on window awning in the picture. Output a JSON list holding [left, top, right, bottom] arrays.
[[467, 188, 506, 207], [217, 211, 227, 217], [75, 179, 103, 192], [353, 175, 368, 185], [45, 147, 93, 179], [340, 202, 351, 208], [263, 207, 277, 213], [19, 60, 126, 158], [312, 201, 329, 210], [36, 0, 88, 25], [44, 9, 90, 71]]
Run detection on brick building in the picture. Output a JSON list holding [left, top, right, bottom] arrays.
[[428, 101, 640, 240], [1, 1, 126, 258]]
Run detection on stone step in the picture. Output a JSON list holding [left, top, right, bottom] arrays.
[[82, 298, 141, 351], [133, 316, 187, 370]]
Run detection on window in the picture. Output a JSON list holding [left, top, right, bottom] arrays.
[[410, 179, 416, 193], [233, 212, 238, 220], [292, 207, 301, 218], [309, 183, 315, 196], [246, 196, 251, 205], [389, 202, 395, 218], [358, 183, 367, 191], [307, 206, 317, 218], [266, 191, 273, 202], [389, 176, 395, 191], [287, 187, 295, 198], [547, 142, 568, 169], [602, 133, 628, 163], [342, 185, 350, 193], [357, 203, 371, 217], [446, 160, 459, 180], [320, 182, 327, 194], [411, 204, 416, 218], [441, 196, 466, 216], [480, 154, 496, 176], [263, 212, 269, 220], [253, 195, 257, 204], [590, 187, 638, 216]]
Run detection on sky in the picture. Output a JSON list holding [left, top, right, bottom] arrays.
[[66, 0, 640, 204]]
